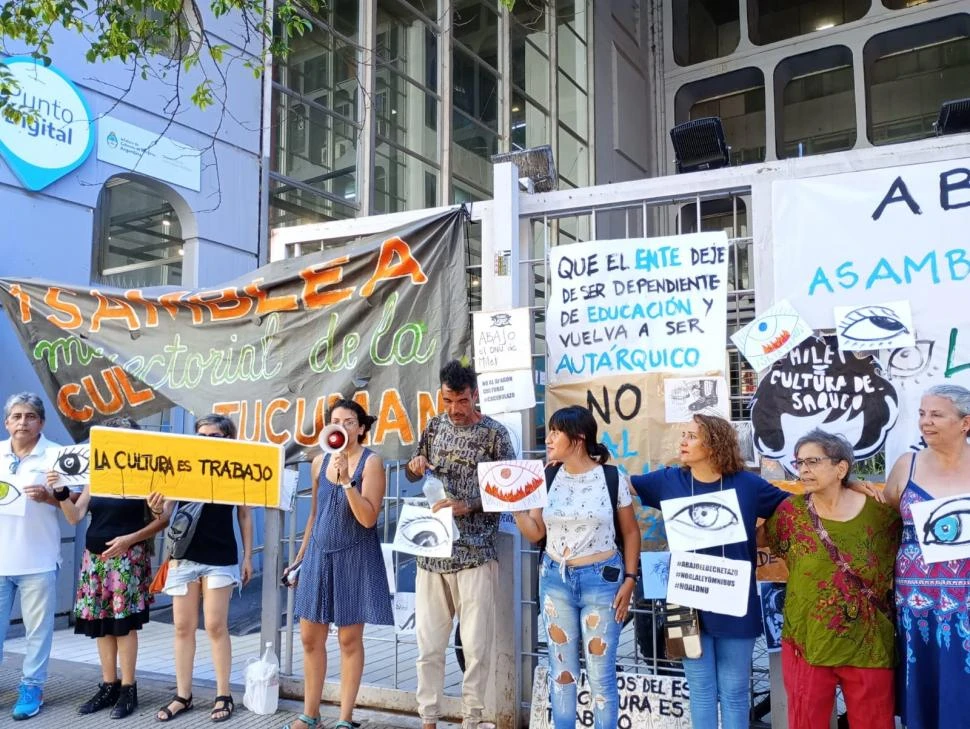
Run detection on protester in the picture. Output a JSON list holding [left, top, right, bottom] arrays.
[[881, 384, 970, 729], [513, 405, 640, 729], [282, 399, 393, 729], [150, 414, 253, 723], [0, 393, 61, 721], [764, 429, 900, 729], [45, 416, 168, 718], [630, 414, 788, 729], [405, 360, 515, 729]]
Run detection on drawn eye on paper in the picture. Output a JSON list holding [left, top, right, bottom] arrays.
[[0, 480, 23, 507], [660, 489, 748, 551], [833, 300, 914, 352], [392, 503, 454, 558], [730, 300, 812, 372], [887, 340, 936, 380], [53, 445, 90, 483], [923, 498, 970, 546], [478, 459, 547, 512], [744, 314, 798, 355], [669, 502, 739, 532], [400, 516, 449, 547]]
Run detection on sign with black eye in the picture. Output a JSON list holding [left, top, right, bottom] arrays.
[[391, 503, 454, 558], [51, 444, 91, 486], [833, 299, 915, 352], [909, 495, 970, 565], [659, 490, 747, 551]]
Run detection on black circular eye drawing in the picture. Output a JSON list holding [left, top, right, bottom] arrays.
[[54, 447, 90, 478], [670, 501, 739, 533], [401, 516, 449, 548], [887, 340, 935, 379], [0, 480, 23, 507], [839, 306, 908, 343]]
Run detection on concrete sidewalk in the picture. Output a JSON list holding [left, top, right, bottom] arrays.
[[0, 654, 458, 728]]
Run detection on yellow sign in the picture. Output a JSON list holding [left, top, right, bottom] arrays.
[[89, 427, 283, 507]]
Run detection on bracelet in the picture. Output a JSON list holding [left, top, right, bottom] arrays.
[[151, 509, 163, 517], [53, 486, 71, 502], [624, 573, 637, 582]]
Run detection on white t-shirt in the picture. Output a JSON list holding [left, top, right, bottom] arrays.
[[543, 464, 632, 563], [0, 435, 63, 575]]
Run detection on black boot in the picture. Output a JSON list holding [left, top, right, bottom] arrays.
[[109, 683, 137, 719], [78, 680, 120, 715]]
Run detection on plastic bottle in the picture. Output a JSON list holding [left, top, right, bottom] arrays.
[[423, 473, 447, 505]]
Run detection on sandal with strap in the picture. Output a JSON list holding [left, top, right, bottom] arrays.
[[335, 722, 356, 729], [283, 714, 320, 729], [210, 695, 234, 723], [156, 694, 193, 722]]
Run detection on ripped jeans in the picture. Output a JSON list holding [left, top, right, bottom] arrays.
[[539, 552, 622, 729]]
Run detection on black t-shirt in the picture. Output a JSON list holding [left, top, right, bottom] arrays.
[[86, 496, 148, 554], [181, 503, 238, 566]]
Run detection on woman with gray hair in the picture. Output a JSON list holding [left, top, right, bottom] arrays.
[[883, 384, 970, 729], [763, 428, 900, 729]]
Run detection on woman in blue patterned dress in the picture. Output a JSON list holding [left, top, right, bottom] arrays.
[[282, 400, 393, 729], [882, 384, 970, 729]]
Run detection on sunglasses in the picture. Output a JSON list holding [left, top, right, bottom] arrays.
[[199, 432, 228, 438]]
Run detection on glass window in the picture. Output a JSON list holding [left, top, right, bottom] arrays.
[[453, 47, 499, 130], [558, 71, 588, 138], [453, 111, 498, 193], [376, 2, 437, 89], [454, 0, 500, 67], [557, 20, 587, 85], [673, 0, 740, 66], [93, 178, 184, 287], [511, 93, 550, 151], [511, 20, 550, 108], [677, 69, 767, 165], [749, 0, 870, 46], [777, 47, 856, 157], [374, 142, 440, 214], [557, 126, 589, 188], [375, 69, 440, 159], [866, 18, 970, 145], [884, 0, 939, 8]]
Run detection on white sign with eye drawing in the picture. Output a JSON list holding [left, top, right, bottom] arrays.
[[909, 495, 970, 565], [478, 460, 547, 512], [668, 551, 752, 617], [51, 444, 91, 486], [833, 299, 915, 352], [659, 490, 747, 552], [730, 299, 813, 373], [0, 472, 29, 517], [391, 504, 454, 558]]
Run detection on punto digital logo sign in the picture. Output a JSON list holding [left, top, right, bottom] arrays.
[[0, 56, 94, 191]]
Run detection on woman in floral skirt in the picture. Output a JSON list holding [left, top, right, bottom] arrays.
[[48, 416, 167, 719]]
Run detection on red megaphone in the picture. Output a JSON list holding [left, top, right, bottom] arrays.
[[319, 424, 348, 454]]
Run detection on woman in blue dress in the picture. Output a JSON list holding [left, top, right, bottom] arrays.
[[283, 400, 393, 729]]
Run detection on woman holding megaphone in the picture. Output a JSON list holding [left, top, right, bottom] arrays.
[[282, 399, 393, 729]]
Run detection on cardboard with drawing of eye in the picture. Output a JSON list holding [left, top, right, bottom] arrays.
[[659, 490, 748, 552], [478, 459, 547, 512], [51, 444, 91, 487], [834, 299, 915, 353], [730, 299, 813, 373], [909, 495, 970, 565], [391, 503, 454, 558], [0, 478, 26, 517]]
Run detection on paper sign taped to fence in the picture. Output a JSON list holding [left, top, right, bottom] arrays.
[[667, 551, 751, 616], [478, 369, 536, 414], [473, 308, 533, 373], [529, 665, 691, 729], [89, 427, 284, 507]]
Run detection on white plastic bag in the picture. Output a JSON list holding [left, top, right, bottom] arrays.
[[243, 641, 280, 715]]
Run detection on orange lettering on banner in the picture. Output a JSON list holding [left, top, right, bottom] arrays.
[[300, 256, 354, 309], [157, 291, 194, 321], [45, 287, 83, 330], [243, 279, 299, 315], [417, 390, 442, 434], [90, 291, 141, 332], [264, 398, 292, 444], [213, 401, 241, 419], [123, 290, 160, 327], [239, 399, 264, 442], [294, 396, 327, 447], [9, 284, 32, 323], [188, 288, 253, 321], [58, 383, 93, 421], [115, 367, 155, 407], [360, 237, 428, 297], [372, 389, 414, 444], [80, 368, 125, 414]]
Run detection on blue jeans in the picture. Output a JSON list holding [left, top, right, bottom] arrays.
[[0, 571, 57, 688], [539, 553, 623, 729], [681, 631, 755, 729]]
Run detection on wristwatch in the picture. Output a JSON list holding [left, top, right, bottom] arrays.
[[341, 479, 357, 491]]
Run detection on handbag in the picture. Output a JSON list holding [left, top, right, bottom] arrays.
[[663, 602, 703, 659], [161, 501, 205, 561], [806, 496, 894, 622]]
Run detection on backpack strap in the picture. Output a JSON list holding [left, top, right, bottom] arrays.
[[602, 464, 625, 553]]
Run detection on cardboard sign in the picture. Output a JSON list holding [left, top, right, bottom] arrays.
[[478, 369, 536, 414], [529, 666, 691, 729], [473, 308, 533, 373], [660, 490, 747, 552], [89, 427, 284, 507], [479, 460, 547, 512], [909, 494, 970, 564], [666, 551, 752, 617]]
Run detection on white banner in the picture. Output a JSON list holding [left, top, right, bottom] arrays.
[[772, 159, 970, 468], [548, 232, 729, 384], [666, 551, 751, 616], [529, 666, 691, 729]]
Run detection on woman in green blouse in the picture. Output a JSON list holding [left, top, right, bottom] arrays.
[[764, 429, 900, 729]]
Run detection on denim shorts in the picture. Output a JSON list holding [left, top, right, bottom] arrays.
[[163, 559, 241, 596]]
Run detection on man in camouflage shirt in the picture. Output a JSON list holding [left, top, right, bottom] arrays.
[[406, 360, 515, 729]]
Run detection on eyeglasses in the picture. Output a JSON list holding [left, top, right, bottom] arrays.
[[790, 457, 836, 470], [8, 455, 20, 474], [331, 420, 358, 428]]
